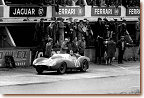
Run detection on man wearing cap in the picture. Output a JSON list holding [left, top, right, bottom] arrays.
[[117, 36, 126, 64]]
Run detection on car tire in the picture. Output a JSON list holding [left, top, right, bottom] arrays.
[[57, 62, 67, 74], [36, 67, 43, 74], [80, 60, 89, 72]]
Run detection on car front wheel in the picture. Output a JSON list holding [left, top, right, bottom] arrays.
[[36, 67, 43, 74], [57, 62, 67, 74], [80, 60, 89, 72]]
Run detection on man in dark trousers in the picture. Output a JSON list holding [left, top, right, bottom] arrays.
[[94, 18, 105, 64], [117, 36, 127, 64]]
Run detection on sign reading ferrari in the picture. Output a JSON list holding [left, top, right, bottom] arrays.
[[53, 7, 85, 17], [126, 8, 140, 16], [10, 7, 47, 17], [0, 49, 31, 67], [91, 7, 121, 16]]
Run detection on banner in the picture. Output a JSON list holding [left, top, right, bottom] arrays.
[[91, 7, 121, 16], [53, 6, 85, 17], [126, 8, 140, 16], [0, 48, 31, 67], [10, 6, 47, 17]]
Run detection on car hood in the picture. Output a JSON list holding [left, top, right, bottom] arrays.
[[33, 57, 59, 66]]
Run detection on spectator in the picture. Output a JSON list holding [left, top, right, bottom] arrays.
[[44, 0, 53, 5], [105, 0, 111, 7], [59, 0, 67, 6], [53, 20, 59, 46], [66, 0, 73, 6], [34, 18, 45, 50], [78, 20, 85, 41], [60, 38, 71, 54], [105, 38, 116, 65], [84, 19, 93, 47], [94, 18, 105, 64], [117, 36, 127, 64], [65, 18, 74, 42], [73, 19, 78, 40], [58, 17, 65, 46], [78, 36, 86, 56], [45, 35, 53, 58], [86, 0, 92, 5], [136, 17, 140, 45], [71, 37, 79, 53], [46, 22, 55, 41], [76, 0, 85, 6], [100, 0, 106, 6], [92, 0, 101, 6]]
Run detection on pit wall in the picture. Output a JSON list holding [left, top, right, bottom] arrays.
[[85, 47, 140, 63]]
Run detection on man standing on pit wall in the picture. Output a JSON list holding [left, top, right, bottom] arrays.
[[58, 17, 65, 46], [34, 18, 45, 50], [78, 20, 85, 41], [73, 19, 78, 40], [65, 18, 74, 42]]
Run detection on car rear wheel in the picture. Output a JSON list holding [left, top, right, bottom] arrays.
[[36, 67, 43, 74], [80, 60, 89, 72], [57, 62, 67, 74]]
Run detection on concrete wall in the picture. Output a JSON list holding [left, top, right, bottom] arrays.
[[85, 47, 140, 62]]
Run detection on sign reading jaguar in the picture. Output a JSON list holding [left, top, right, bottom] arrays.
[[10, 6, 47, 17]]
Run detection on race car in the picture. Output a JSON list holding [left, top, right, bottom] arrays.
[[33, 53, 90, 74]]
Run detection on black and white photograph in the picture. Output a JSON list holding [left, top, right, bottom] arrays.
[[0, 0, 141, 94]]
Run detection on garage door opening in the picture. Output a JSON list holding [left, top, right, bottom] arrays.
[[7, 25, 36, 47]]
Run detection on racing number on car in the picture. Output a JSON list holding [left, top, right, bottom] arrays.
[[74, 60, 80, 67]]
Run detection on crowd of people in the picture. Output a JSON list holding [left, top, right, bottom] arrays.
[[122, 0, 140, 8], [34, 17, 91, 57], [33, 16, 140, 65], [4, 0, 140, 8]]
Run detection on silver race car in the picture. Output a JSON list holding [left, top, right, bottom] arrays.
[[33, 53, 90, 74]]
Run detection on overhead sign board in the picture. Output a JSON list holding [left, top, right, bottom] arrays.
[[9, 6, 47, 17], [126, 8, 140, 16], [91, 7, 121, 16], [0, 48, 31, 67], [53, 6, 85, 17]]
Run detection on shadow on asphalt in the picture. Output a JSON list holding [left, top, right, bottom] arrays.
[[38, 70, 89, 75]]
